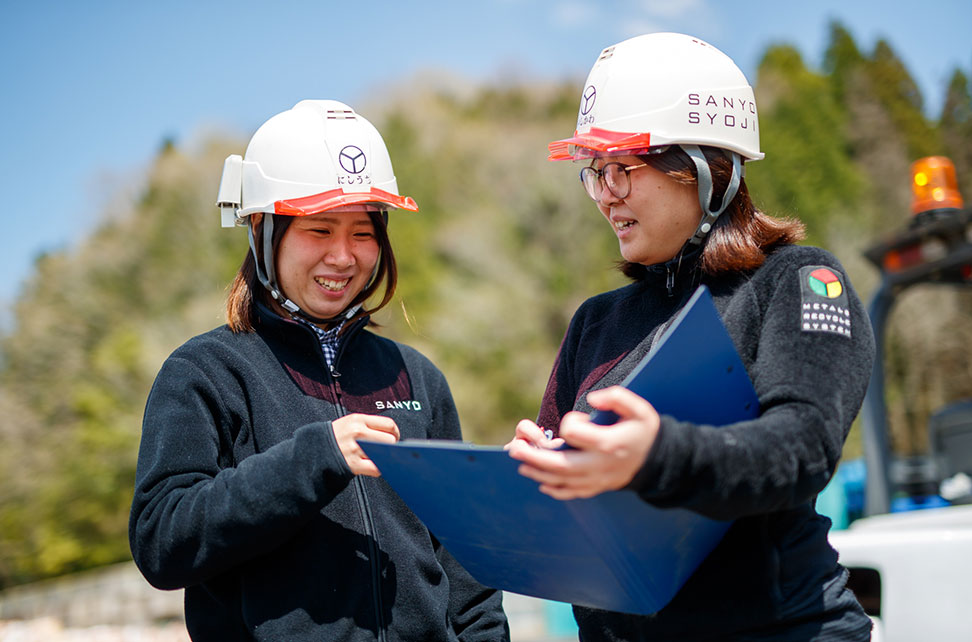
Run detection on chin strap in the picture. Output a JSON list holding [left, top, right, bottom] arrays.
[[682, 144, 742, 246], [248, 214, 300, 314]]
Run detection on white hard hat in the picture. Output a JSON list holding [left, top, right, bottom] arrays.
[[215, 100, 415, 322], [549, 33, 762, 162], [217, 100, 417, 228]]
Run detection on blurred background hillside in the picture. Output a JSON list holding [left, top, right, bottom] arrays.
[[1, 5, 972, 605]]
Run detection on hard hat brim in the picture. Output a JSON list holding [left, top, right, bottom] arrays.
[[274, 187, 419, 216], [548, 128, 655, 161], [549, 126, 765, 162]]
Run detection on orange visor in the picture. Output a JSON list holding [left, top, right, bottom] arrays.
[[548, 127, 655, 161], [274, 187, 419, 216]]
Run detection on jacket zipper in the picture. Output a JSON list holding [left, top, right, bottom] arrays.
[[353, 478, 387, 641], [324, 323, 387, 641]]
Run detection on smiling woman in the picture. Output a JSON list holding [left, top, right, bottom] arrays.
[[225, 206, 396, 333], [585, 155, 702, 266], [269, 209, 383, 322], [128, 100, 509, 642], [508, 32, 876, 640]]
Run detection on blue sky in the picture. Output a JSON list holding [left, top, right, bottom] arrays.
[[1, 0, 970, 319]]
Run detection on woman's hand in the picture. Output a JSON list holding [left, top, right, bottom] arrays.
[[503, 419, 565, 451], [332, 413, 400, 477], [508, 386, 660, 499]]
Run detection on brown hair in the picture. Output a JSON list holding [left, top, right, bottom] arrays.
[[225, 211, 398, 333], [620, 146, 805, 279]]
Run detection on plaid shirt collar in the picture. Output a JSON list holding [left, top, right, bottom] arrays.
[[291, 315, 347, 369]]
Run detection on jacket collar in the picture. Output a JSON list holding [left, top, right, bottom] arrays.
[[254, 301, 370, 355], [630, 244, 704, 296]]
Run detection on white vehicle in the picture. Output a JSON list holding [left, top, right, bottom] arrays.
[[829, 505, 972, 640], [826, 156, 972, 641]]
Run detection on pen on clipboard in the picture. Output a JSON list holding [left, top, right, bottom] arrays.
[[543, 428, 577, 452]]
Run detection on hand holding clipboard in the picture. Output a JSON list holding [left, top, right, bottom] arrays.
[[361, 286, 759, 615]]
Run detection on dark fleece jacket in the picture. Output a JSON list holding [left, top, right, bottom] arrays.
[[538, 244, 874, 641], [129, 303, 509, 642]]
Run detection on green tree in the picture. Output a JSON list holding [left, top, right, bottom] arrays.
[[746, 43, 864, 245], [941, 69, 972, 196], [0, 140, 248, 587], [867, 40, 942, 160], [823, 22, 865, 106]]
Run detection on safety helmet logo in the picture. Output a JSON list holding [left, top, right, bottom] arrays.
[[339, 145, 367, 174], [581, 85, 597, 115]]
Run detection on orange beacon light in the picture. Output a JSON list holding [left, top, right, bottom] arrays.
[[911, 156, 964, 215]]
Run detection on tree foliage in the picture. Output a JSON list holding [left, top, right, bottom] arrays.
[[941, 69, 972, 196], [2, 22, 972, 588], [0, 141, 248, 587], [747, 43, 865, 244]]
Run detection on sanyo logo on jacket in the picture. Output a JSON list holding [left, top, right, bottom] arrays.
[[375, 400, 423, 411]]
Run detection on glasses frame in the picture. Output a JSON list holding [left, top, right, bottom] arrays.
[[579, 161, 648, 203]]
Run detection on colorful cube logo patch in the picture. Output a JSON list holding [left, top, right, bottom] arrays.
[[799, 266, 851, 338]]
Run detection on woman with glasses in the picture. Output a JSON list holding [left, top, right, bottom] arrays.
[[508, 33, 874, 640], [129, 100, 509, 642]]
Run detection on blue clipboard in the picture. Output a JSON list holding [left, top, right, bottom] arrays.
[[590, 285, 757, 425], [361, 286, 758, 615]]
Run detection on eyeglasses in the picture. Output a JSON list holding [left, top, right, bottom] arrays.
[[579, 162, 648, 202]]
